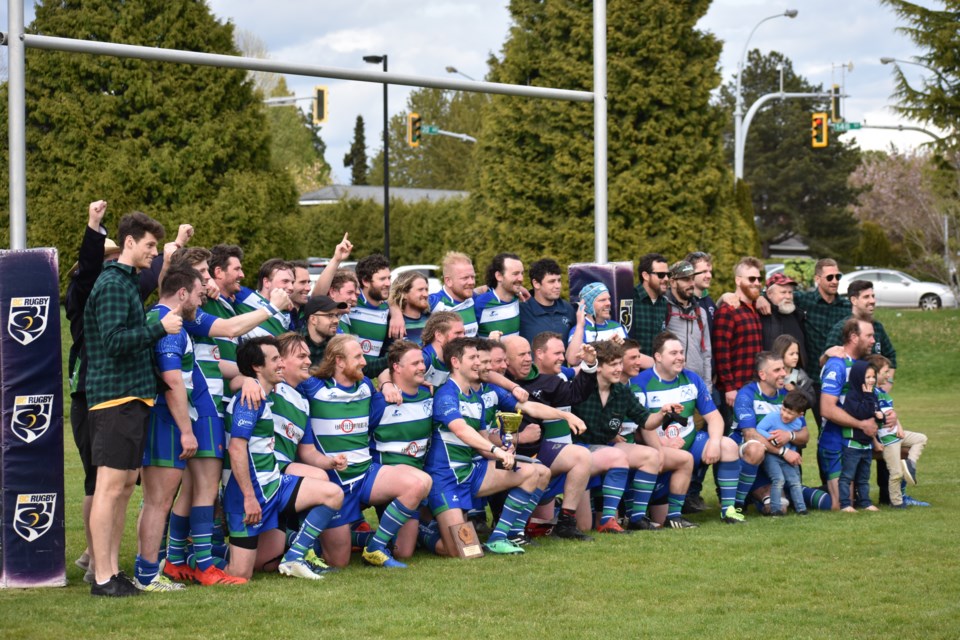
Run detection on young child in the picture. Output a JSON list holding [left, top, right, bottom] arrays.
[[839, 360, 882, 513], [755, 389, 810, 516], [772, 334, 814, 407], [867, 354, 929, 509]]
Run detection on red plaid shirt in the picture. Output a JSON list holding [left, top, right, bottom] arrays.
[[712, 299, 763, 394]]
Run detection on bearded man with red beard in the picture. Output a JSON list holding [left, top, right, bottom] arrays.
[[713, 257, 765, 426]]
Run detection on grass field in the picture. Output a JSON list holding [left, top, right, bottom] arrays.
[[1, 308, 958, 639]]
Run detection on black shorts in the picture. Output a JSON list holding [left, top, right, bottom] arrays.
[[90, 400, 151, 471], [70, 392, 98, 496]]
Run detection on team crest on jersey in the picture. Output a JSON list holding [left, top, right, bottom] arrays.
[[619, 299, 634, 334], [14, 493, 56, 542], [11, 394, 54, 443], [7, 296, 50, 346], [680, 386, 697, 402], [422, 399, 433, 416], [608, 418, 622, 430], [823, 371, 838, 382]]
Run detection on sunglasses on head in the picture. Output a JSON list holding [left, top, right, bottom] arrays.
[[823, 273, 843, 282]]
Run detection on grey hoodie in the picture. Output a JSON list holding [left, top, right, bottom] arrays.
[[664, 290, 713, 390]]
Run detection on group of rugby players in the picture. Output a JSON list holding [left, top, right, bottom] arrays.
[[71, 203, 927, 596]]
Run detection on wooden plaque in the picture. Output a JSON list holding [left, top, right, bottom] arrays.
[[449, 521, 484, 559]]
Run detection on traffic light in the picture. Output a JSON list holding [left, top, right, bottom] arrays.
[[830, 84, 841, 123], [312, 86, 327, 125], [812, 112, 828, 148], [407, 112, 422, 148]]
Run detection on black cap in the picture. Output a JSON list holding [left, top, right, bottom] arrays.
[[303, 295, 348, 316]]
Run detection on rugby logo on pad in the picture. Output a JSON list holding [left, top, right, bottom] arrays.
[[7, 296, 50, 346], [14, 493, 57, 542], [11, 394, 54, 443]]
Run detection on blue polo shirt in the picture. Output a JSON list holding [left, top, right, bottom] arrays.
[[519, 296, 578, 348]]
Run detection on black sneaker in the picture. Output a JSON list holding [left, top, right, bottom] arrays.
[[664, 516, 699, 529], [469, 514, 492, 536], [507, 531, 538, 547], [552, 514, 594, 541], [91, 574, 141, 597], [681, 494, 707, 514], [796, 509, 810, 516], [626, 516, 662, 531]]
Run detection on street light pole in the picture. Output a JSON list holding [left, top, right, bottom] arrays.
[[733, 9, 797, 185], [445, 66, 476, 82], [364, 54, 390, 261]]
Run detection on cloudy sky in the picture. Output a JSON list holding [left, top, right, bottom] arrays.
[[3, 1, 941, 184]]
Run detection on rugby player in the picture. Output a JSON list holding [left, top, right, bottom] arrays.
[[474, 253, 524, 338]]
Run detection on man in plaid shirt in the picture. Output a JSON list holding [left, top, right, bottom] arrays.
[[713, 257, 765, 419], [84, 212, 182, 597], [630, 252, 670, 357]]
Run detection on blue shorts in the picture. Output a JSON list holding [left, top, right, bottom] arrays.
[[428, 461, 489, 516], [226, 473, 302, 540], [327, 463, 383, 529], [543, 472, 566, 502], [818, 446, 843, 481], [537, 441, 568, 468], [651, 471, 672, 504], [193, 415, 225, 459], [687, 430, 710, 469], [143, 412, 224, 469]]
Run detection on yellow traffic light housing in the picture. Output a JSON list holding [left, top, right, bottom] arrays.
[[812, 112, 828, 148], [831, 84, 841, 123], [407, 112, 422, 148], [313, 86, 327, 125]]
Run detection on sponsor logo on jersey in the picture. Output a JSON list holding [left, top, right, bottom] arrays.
[[666, 425, 681, 439], [360, 339, 372, 354], [619, 299, 634, 334], [823, 371, 838, 382], [339, 419, 355, 433], [14, 493, 56, 542], [285, 422, 296, 438], [7, 296, 50, 346], [11, 394, 54, 443], [404, 442, 421, 457], [213, 346, 221, 361]]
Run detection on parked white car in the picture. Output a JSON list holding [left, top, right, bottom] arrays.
[[838, 268, 958, 310], [391, 265, 442, 294]]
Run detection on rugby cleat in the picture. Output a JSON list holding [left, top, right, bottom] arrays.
[[664, 516, 699, 529], [135, 574, 186, 592], [162, 561, 197, 583], [193, 565, 247, 586], [721, 506, 746, 524], [362, 547, 408, 568], [482, 539, 525, 555], [627, 516, 662, 531], [597, 518, 632, 534], [279, 558, 325, 581], [682, 494, 707, 514], [304, 549, 337, 576], [552, 514, 594, 541]]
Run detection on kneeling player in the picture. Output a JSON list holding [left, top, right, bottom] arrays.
[[224, 337, 344, 581]]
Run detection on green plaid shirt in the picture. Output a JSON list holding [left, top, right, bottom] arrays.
[[824, 317, 897, 368], [630, 284, 666, 356], [84, 262, 167, 407], [794, 289, 851, 378], [572, 382, 650, 445]]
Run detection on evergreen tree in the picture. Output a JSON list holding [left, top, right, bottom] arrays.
[[264, 78, 331, 192], [0, 0, 300, 279], [718, 51, 862, 258], [343, 116, 369, 186], [470, 0, 752, 288], [369, 87, 486, 190], [881, 0, 960, 152]]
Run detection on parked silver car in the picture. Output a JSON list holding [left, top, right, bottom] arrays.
[[838, 268, 958, 310]]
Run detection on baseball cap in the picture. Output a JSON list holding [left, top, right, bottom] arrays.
[[303, 295, 348, 316], [669, 260, 695, 279], [766, 272, 798, 288]]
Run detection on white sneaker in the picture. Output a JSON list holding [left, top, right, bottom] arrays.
[[278, 559, 325, 581]]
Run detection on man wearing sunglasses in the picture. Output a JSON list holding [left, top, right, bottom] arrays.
[[630, 252, 671, 357], [790, 259, 851, 382], [713, 257, 765, 419], [664, 260, 712, 388]]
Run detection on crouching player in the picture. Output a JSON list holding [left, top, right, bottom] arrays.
[[223, 337, 344, 581]]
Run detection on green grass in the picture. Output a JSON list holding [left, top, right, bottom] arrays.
[[2, 309, 959, 639]]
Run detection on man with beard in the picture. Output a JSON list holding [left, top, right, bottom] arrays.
[[137, 266, 246, 589], [300, 295, 349, 366], [475, 253, 524, 338], [519, 258, 578, 348], [760, 272, 807, 363], [685, 251, 718, 335], [502, 334, 603, 540], [340, 254, 392, 363], [223, 337, 344, 581], [420, 311, 466, 387], [298, 335, 432, 568], [664, 261, 712, 386], [713, 257, 765, 422], [389, 271, 430, 345], [429, 251, 479, 336], [824, 280, 897, 369], [287, 260, 313, 333], [85, 212, 180, 596], [631, 252, 670, 357], [792, 258, 852, 383], [818, 319, 897, 510]]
